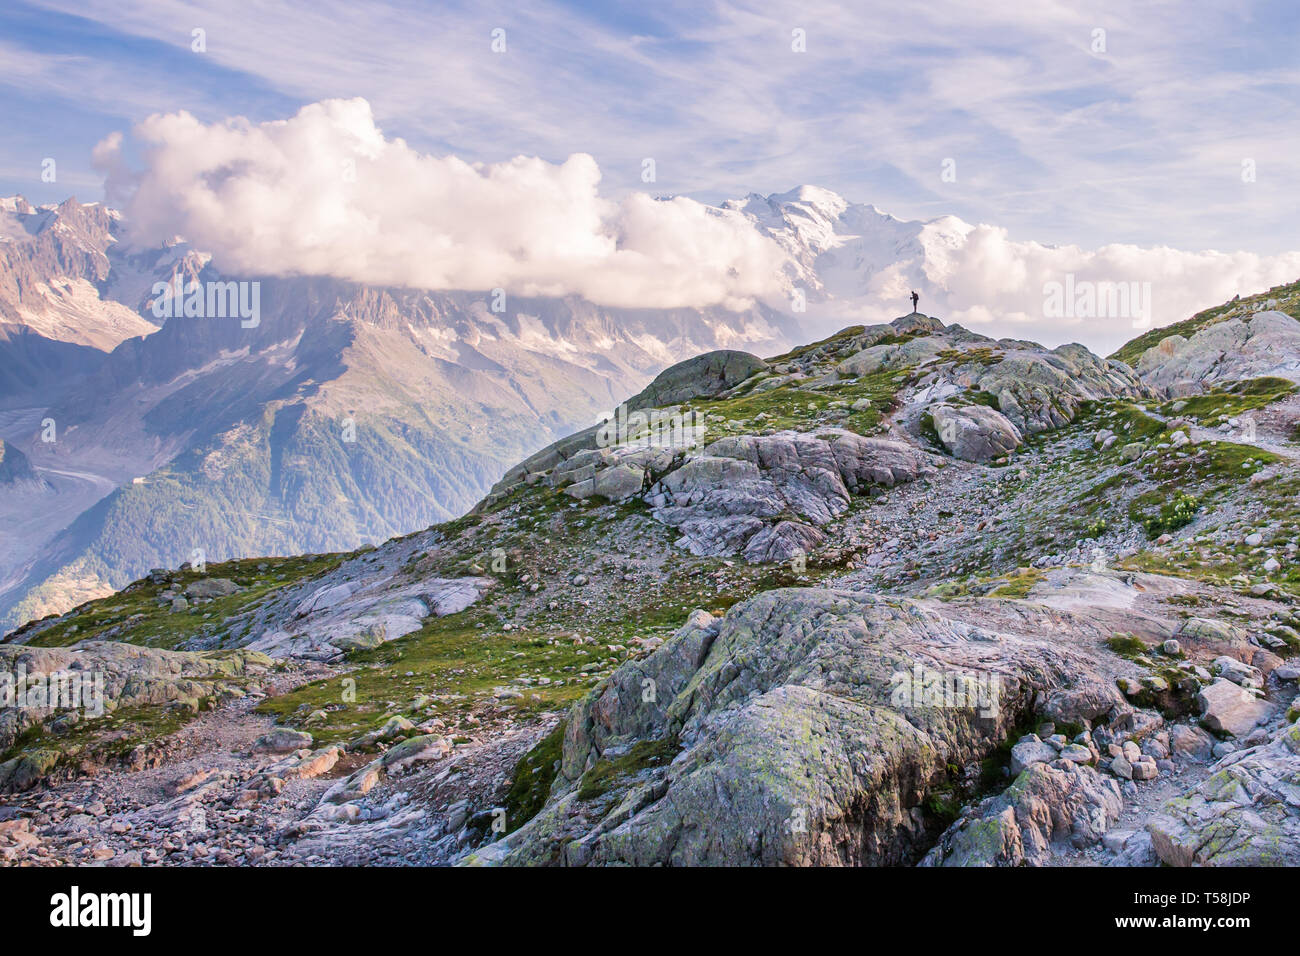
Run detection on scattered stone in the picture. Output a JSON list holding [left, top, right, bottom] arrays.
[[1197, 679, 1271, 737], [252, 729, 314, 754], [1010, 738, 1058, 775]]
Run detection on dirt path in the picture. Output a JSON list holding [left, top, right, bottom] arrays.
[[1145, 398, 1300, 463]]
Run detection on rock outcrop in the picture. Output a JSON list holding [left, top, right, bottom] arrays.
[[928, 404, 1023, 462], [936, 343, 1146, 437], [626, 350, 768, 411], [0, 642, 274, 791], [249, 575, 492, 660], [647, 430, 929, 560], [483, 587, 1129, 866], [1136, 310, 1300, 395], [1147, 718, 1300, 865], [922, 762, 1122, 867]]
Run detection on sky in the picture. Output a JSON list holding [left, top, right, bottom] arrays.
[[1, 0, 1298, 348]]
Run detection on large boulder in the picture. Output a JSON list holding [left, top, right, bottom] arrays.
[[929, 404, 1022, 462], [838, 337, 947, 377], [184, 578, 241, 600], [742, 520, 825, 563], [1009, 737, 1057, 775], [1197, 678, 1272, 738], [252, 728, 314, 754], [626, 350, 767, 411], [483, 587, 1127, 866]]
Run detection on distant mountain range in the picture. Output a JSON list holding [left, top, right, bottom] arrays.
[[0, 194, 802, 629], [1, 184, 1275, 632]]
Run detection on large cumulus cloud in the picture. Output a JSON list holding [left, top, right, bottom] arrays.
[[93, 98, 788, 311], [927, 224, 1300, 351], [92, 97, 1300, 352]]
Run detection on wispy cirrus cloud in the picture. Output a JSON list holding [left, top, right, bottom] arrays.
[[2, 0, 1298, 344], [6, 0, 1298, 248]]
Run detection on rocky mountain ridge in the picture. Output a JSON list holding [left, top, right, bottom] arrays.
[[2, 278, 1299, 867]]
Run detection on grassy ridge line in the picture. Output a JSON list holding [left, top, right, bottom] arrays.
[[1110, 278, 1300, 367]]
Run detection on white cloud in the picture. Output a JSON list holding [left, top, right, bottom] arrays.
[[90, 95, 1300, 353], [803, 218, 1300, 354], [932, 225, 1300, 352], [94, 98, 788, 310], [12, 0, 1300, 264]]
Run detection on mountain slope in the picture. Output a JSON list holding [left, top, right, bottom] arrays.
[[3, 287, 1300, 867], [2, 186, 1292, 638], [0, 199, 798, 629], [1110, 277, 1300, 368], [0, 196, 157, 359]]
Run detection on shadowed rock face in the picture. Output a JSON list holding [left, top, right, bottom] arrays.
[[488, 586, 1128, 866], [0, 440, 38, 485], [922, 762, 1123, 866]]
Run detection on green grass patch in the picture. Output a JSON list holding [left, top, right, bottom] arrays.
[[1105, 634, 1148, 658], [1, 701, 205, 771], [575, 736, 681, 802], [17, 552, 345, 650], [256, 610, 604, 746], [989, 567, 1044, 599], [765, 325, 874, 364], [502, 720, 566, 834], [692, 366, 906, 438], [1159, 377, 1296, 421], [1136, 493, 1199, 537]]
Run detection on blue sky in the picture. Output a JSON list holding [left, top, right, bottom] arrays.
[[2, 0, 1298, 253]]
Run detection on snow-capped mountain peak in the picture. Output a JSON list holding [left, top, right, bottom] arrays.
[[722, 185, 968, 309]]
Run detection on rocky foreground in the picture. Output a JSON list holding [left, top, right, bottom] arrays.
[[3, 280, 1300, 867]]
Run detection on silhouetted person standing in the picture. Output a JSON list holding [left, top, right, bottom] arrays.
[[910, 290, 919, 313]]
